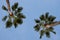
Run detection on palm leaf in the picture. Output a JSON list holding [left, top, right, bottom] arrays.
[[48, 15, 52, 21], [17, 13, 26, 19], [51, 31, 56, 34], [40, 14, 45, 20], [45, 31, 50, 38], [2, 5, 8, 11], [12, 2, 18, 11], [2, 16, 7, 21], [40, 30, 45, 39], [17, 7, 23, 12], [48, 15, 56, 22], [13, 18, 18, 28], [47, 27, 56, 34], [48, 27, 54, 31], [45, 12, 49, 19], [35, 19, 40, 23], [34, 24, 40, 31], [16, 18, 23, 24], [14, 22, 18, 28], [13, 17, 23, 28], [51, 16, 56, 21], [48, 27, 56, 34], [6, 20, 12, 28]]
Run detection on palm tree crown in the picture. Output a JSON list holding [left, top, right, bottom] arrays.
[[34, 12, 60, 39], [2, 2, 26, 28]]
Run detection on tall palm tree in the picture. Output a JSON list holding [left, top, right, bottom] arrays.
[[34, 12, 60, 39], [2, 0, 26, 28]]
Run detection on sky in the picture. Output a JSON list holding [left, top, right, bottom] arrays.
[[0, 0, 60, 40]]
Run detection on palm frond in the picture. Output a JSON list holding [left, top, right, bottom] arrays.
[[51, 31, 56, 34], [49, 27, 54, 30], [40, 30, 45, 39], [48, 15, 56, 22], [34, 24, 40, 32], [13, 17, 23, 28], [2, 5, 8, 11], [16, 18, 23, 24], [51, 16, 56, 21], [40, 14, 45, 20], [17, 7, 23, 12], [14, 22, 18, 28], [35, 19, 40, 23], [13, 18, 18, 28], [45, 31, 50, 38], [2, 16, 7, 21], [6, 20, 12, 28], [17, 13, 26, 19], [45, 12, 49, 19], [12, 2, 18, 11]]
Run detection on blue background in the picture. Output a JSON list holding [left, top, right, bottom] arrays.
[[0, 0, 60, 40]]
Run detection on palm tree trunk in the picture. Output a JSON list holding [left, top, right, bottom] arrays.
[[6, 0, 11, 11], [50, 21, 60, 27], [6, 0, 13, 16], [46, 21, 60, 28]]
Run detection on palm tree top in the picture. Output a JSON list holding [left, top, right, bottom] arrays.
[[34, 12, 60, 39], [2, 0, 26, 28]]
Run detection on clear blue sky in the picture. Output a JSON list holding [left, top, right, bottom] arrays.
[[0, 0, 60, 40]]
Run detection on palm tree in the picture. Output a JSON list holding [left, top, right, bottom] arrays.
[[34, 12, 60, 39], [2, 0, 26, 28]]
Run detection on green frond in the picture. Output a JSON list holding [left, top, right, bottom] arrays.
[[48, 27, 54, 31], [40, 14, 45, 20], [45, 12, 49, 19], [12, 2, 18, 11], [51, 16, 56, 21], [46, 27, 56, 34], [35, 19, 40, 23], [2, 16, 7, 21], [17, 7, 23, 12], [40, 30, 45, 39], [14, 22, 18, 28], [48, 15, 56, 22], [2, 5, 8, 11], [13, 18, 18, 28], [51, 31, 56, 34], [6, 20, 12, 28], [34, 24, 40, 32], [45, 31, 50, 38], [16, 18, 23, 24], [17, 13, 26, 19]]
